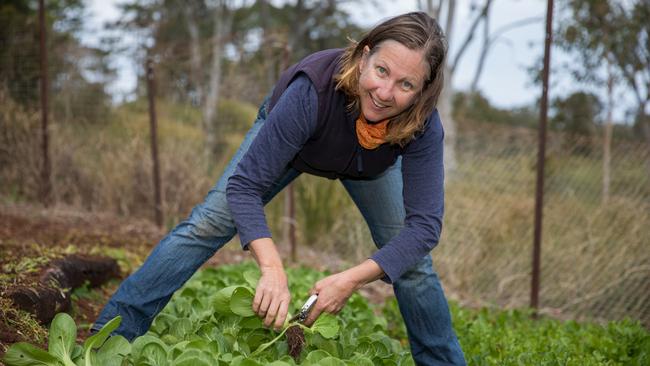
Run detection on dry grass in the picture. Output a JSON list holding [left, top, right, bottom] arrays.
[[1, 91, 648, 327]]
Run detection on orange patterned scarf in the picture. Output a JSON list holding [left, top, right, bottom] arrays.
[[355, 115, 389, 149]]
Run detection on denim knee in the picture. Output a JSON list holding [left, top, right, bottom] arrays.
[[177, 190, 237, 243]]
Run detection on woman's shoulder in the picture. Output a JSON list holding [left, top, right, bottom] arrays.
[[418, 109, 444, 138]]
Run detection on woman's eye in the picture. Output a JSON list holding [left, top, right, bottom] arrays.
[[376, 66, 387, 75], [402, 81, 414, 90]]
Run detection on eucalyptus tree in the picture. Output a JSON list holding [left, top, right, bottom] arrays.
[[420, 0, 542, 176], [107, 0, 364, 161], [0, 0, 113, 121], [555, 0, 650, 201]]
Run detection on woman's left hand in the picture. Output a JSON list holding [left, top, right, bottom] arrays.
[[302, 270, 360, 326]]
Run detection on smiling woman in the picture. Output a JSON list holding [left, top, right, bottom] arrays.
[[357, 40, 428, 123], [91, 11, 466, 366]]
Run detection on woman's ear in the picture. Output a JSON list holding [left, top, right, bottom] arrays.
[[359, 45, 371, 71]]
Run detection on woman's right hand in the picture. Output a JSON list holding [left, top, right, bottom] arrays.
[[249, 238, 290, 330]]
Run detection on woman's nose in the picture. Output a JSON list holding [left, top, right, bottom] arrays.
[[375, 81, 394, 102]]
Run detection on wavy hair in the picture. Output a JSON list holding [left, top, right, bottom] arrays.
[[335, 12, 447, 146]]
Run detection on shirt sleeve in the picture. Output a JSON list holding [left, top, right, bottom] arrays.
[[369, 110, 445, 283], [226, 75, 318, 248]]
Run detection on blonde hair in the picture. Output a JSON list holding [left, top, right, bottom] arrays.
[[335, 12, 447, 146]]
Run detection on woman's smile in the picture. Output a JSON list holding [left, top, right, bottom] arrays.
[[358, 40, 428, 122]]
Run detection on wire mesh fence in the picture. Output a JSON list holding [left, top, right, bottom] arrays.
[[1, 4, 649, 330], [274, 120, 650, 328], [438, 122, 650, 327]]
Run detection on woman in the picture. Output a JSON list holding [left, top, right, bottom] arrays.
[[93, 12, 466, 365]]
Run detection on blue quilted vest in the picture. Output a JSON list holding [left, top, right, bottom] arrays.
[[269, 49, 402, 179]]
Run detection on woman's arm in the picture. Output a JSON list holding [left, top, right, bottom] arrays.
[[226, 75, 317, 247], [369, 110, 445, 283], [226, 75, 318, 329]]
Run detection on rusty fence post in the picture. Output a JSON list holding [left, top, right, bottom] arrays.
[[146, 57, 164, 228], [38, 0, 52, 206], [531, 0, 554, 315]]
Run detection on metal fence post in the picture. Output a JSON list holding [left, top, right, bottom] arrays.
[[146, 57, 164, 228], [38, 0, 52, 206], [531, 0, 554, 314]]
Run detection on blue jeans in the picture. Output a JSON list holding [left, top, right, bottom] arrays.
[[93, 101, 466, 366]]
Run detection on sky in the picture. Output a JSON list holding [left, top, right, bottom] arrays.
[[82, 0, 635, 121]]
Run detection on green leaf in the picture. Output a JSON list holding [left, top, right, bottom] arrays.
[[346, 354, 375, 366], [150, 313, 178, 335], [371, 341, 390, 359], [239, 316, 264, 329], [250, 327, 291, 357], [311, 314, 339, 339], [243, 269, 260, 289], [174, 298, 193, 318], [91, 335, 131, 366], [48, 313, 77, 366], [305, 350, 331, 363], [230, 287, 255, 317], [184, 339, 211, 353], [171, 349, 214, 366], [230, 357, 262, 366], [213, 286, 238, 315], [70, 345, 83, 362], [131, 335, 169, 366], [169, 341, 190, 360], [170, 318, 193, 340], [317, 356, 346, 366], [82, 316, 122, 366], [3, 342, 60, 366]]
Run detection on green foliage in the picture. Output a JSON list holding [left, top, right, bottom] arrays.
[[149, 263, 403, 364], [0, 0, 113, 117], [452, 305, 650, 365], [5, 263, 649, 365], [551, 91, 601, 136], [3, 313, 129, 366], [555, 0, 649, 138], [452, 91, 538, 128]]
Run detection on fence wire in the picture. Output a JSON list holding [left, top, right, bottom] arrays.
[[1, 8, 649, 330]]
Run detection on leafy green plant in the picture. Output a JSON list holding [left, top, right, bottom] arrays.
[[3, 313, 129, 366], [4, 262, 649, 365]]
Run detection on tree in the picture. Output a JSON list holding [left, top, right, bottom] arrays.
[[556, 0, 650, 200], [107, 0, 365, 162], [0, 0, 112, 119], [420, 0, 542, 175], [551, 91, 601, 154], [551, 91, 601, 136]]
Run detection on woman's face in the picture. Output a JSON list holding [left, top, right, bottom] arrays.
[[357, 40, 428, 122]]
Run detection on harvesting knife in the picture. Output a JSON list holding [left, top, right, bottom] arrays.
[[289, 294, 318, 323]]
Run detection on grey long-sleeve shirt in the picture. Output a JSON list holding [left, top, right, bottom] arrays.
[[226, 75, 444, 283]]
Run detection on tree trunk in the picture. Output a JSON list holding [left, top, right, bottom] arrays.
[[439, 0, 459, 176], [439, 65, 458, 174], [470, 6, 490, 93], [184, 4, 203, 105], [202, 1, 232, 163], [259, 0, 276, 92], [602, 61, 613, 204]]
